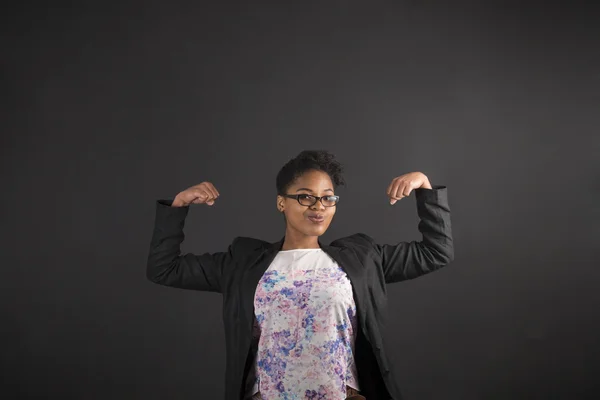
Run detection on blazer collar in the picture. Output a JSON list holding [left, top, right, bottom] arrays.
[[259, 237, 346, 277]]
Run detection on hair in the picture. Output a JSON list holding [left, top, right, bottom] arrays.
[[276, 150, 346, 195]]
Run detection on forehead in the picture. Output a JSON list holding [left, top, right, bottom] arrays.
[[289, 170, 333, 189]]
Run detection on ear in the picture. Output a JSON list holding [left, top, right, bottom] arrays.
[[276, 195, 285, 212]]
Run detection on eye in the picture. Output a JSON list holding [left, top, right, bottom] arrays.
[[298, 194, 314, 200]]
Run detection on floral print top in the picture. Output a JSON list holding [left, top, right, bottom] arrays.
[[244, 248, 360, 400]]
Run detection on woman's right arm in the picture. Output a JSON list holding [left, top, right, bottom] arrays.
[[146, 182, 234, 293]]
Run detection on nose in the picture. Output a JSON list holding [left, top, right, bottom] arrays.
[[310, 199, 326, 211]]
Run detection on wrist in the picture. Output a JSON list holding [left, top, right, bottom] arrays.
[[420, 175, 432, 189], [171, 195, 187, 207]]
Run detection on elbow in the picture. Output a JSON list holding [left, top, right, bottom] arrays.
[[146, 268, 158, 284], [146, 258, 173, 285], [146, 264, 161, 284], [432, 243, 454, 266], [442, 243, 454, 264]]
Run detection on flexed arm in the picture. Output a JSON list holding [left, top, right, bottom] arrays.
[[146, 182, 235, 293], [378, 172, 454, 283]]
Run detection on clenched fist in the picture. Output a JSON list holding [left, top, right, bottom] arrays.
[[171, 182, 220, 207], [386, 172, 431, 205]]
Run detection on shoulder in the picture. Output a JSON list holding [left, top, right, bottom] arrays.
[[330, 233, 378, 251], [231, 236, 270, 253]]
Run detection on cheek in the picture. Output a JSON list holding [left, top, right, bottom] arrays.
[[287, 206, 306, 221]]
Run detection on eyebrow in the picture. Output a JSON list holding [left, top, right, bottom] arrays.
[[295, 188, 334, 193]]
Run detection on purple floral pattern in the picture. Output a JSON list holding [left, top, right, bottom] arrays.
[[250, 249, 360, 400]]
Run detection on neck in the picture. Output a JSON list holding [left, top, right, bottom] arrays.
[[280, 228, 320, 250]]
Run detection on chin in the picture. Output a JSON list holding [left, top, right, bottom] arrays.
[[294, 220, 331, 236], [310, 227, 329, 236], [298, 227, 325, 237]]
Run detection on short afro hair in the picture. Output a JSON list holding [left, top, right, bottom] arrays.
[[276, 150, 346, 195]]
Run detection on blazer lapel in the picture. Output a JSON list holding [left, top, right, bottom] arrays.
[[239, 236, 285, 328], [320, 243, 369, 338]]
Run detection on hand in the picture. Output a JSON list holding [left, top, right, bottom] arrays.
[[386, 172, 431, 205], [172, 182, 220, 207]]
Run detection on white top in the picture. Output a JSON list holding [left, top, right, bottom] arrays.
[[244, 248, 360, 399]]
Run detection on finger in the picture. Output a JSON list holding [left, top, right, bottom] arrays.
[[391, 182, 408, 204], [190, 197, 204, 205], [386, 177, 398, 197], [203, 188, 216, 202], [400, 181, 416, 197], [208, 182, 220, 197], [399, 183, 411, 198], [388, 180, 404, 204], [388, 179, 401, 198], [193, 183, 213, 200], [194, 189, 212, 203], [388, 181, 399, 204], [201, 183, 218, 200], [206, 182, 220, 199]]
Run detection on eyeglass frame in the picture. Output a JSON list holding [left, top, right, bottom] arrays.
[[280, 193, 340, 207]]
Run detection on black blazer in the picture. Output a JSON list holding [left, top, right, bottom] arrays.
[[146, 185, 454, 400]]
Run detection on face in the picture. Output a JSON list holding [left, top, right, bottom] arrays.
[[277, 169, 337, 238]]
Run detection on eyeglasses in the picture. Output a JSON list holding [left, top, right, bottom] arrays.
[[281, 194, 340, 207]]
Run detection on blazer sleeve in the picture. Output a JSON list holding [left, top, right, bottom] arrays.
[[146, 199, 236, 293], [373, 185, 454, 283]]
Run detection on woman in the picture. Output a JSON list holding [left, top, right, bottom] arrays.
[[147, 150, 454, 400]]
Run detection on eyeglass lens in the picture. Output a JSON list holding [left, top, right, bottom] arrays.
[[298, 195, 337, 206]]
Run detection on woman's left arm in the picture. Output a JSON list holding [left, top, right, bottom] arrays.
[[378, 172, 454, 283]]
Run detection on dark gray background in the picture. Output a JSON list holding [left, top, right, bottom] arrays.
[[2, 1, 598, 399]]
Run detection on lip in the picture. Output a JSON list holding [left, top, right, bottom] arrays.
[[307, 215, 325, 223]]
